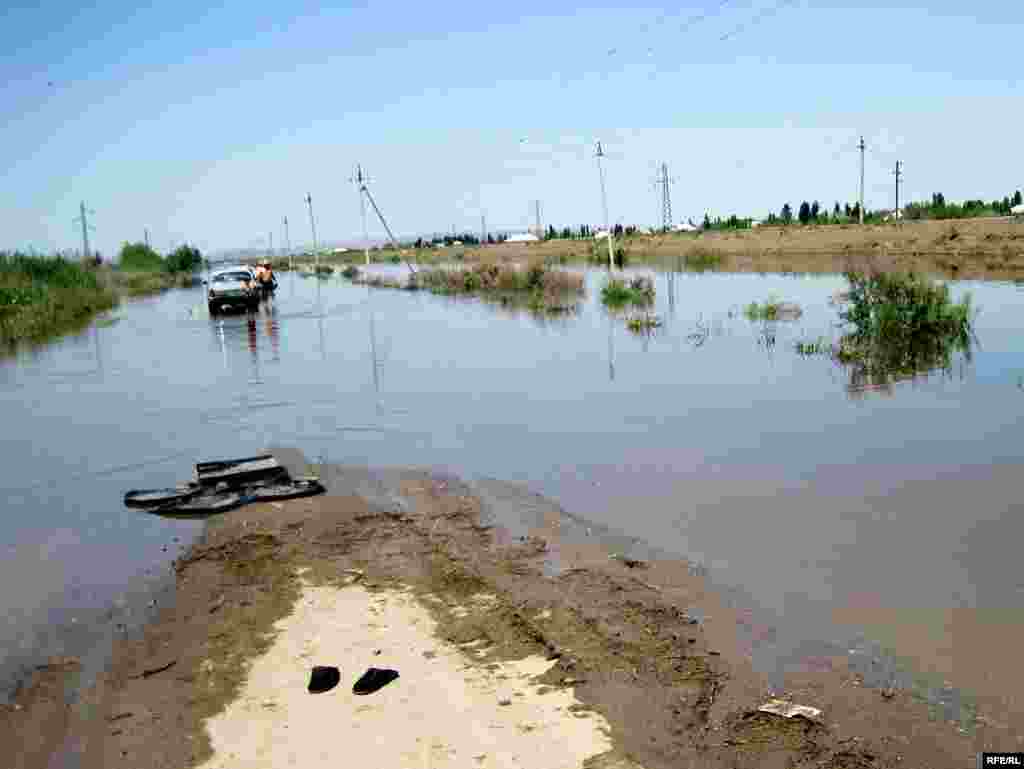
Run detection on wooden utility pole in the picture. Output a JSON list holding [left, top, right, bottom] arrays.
[[305, 193, 318, 271], [858, 136, 866, 225], [595, 141, 614, 270], [894, 160, 902, 226]]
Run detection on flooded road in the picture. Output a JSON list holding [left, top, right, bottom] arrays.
[[2, 267, 1023, 729]]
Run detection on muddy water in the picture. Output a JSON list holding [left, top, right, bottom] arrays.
[[2, 268, 1023, 729]]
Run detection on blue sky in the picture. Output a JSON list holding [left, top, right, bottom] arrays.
[[2, 1, 1022, 256]]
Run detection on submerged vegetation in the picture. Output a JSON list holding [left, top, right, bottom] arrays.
[[350, 260, 585, 314], [625, 311, 663, 335], [743, 296, 803, 321], [793, 337, 833, 356], [683, 250, 723, 272], [794, 272, 975, 393], [587, 240, 629, 268], [600, 276, 655, 308], [834, 272, 973, 389], [1, 245, 207, 352]]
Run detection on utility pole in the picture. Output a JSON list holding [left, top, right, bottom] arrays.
[[858, 136, 866, 225], [534, 200, 542, 239], [305, 193, 318, 271], [595, 141, 614, 269], [144, 228, 150, 248], [652, 162, 674, 231], [894, 160, 902, 226], [74, 201, 94, 259], [481, 214, 486, 246], [268, 231, 273, 258], [350, 164, 372, 265], [283, 216, 292, 271]]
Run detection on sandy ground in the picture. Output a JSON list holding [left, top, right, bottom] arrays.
[[199, 575, 627, 769], [340, 218, 1024, 280], [4, 451, 1022, 768]]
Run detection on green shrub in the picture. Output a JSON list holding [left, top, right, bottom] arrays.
[[165, 245, 202, 273], [118, 242, 164, 271], [684, 250, 722, 271], [744, 297, 803, 321], [600, 276, 654, 308]]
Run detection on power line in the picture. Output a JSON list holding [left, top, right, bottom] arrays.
[[720, 0, 801, 41], [359, 179, 417, 275]]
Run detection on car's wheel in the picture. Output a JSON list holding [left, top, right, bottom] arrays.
[[208, 302, 219, 315]]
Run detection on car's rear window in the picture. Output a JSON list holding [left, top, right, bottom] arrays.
[[212, 272, 251, 283]]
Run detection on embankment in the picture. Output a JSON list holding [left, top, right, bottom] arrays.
[[3, 453, 1013, 769], [0, 254, 196, 354]]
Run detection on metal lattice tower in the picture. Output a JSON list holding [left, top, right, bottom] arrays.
[[652, 163, 675, 231]]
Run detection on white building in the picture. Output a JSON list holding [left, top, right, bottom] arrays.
[[506, 232, 539, 243]]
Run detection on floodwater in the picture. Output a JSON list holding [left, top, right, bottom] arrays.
[[2, 266, 1023, 731]]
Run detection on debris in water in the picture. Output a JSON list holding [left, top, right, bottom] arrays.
[[353, 667, 399, 695], [609, 554, 648, 569], [307, 666, 341, 694], [757, 699, 822, 721]]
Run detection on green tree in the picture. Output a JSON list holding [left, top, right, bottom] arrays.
[[833, 202, 841, 217], [1013, 191, 1022, 207], [798, 201, 811, 225], [811, 201, 820, 221], [780, 203, 793, 224], [165, 244, 202, 273], [118, 242, 163, 271], [703, 213, 711, 229]]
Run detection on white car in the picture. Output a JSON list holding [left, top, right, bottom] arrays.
[[206, 266, 259, 314]]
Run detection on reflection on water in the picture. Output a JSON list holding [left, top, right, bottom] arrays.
[[2, 266, 1024, 730]]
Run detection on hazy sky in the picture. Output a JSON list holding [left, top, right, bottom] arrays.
[[2, 1, 1022, 256]]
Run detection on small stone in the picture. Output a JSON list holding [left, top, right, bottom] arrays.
[[498, 698, 512, 706]]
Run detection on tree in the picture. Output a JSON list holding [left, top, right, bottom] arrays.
[[1014, 190, 1023, 207], [118, 241, 163, 271], [780, 203, 793, 224], [166, 244, 202, 273], [798, 201, 811, 225], [833, 202, 841, 217], [811, 201, 820, 221], [851, 202, 861, 220]]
